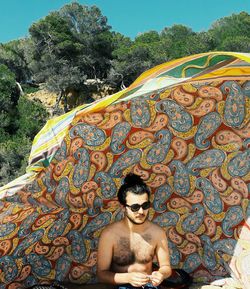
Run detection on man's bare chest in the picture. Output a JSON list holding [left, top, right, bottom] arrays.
[[112, 233, 155, 266]]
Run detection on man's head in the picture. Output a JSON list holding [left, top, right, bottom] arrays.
[[118, 173, 151, 224]]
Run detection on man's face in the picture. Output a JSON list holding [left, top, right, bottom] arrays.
[[124, 191, 150, 225]]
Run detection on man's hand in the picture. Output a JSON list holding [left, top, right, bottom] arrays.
[[128, 272, 150, 287], [149, 271, 164, 287]]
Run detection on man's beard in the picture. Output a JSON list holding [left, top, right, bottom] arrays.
[[125, 211, 148, 225]]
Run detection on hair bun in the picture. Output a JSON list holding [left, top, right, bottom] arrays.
[[123, 173, 143, 185]]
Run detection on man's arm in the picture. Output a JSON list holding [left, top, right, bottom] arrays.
[[150, 227, 172, 286], [97, 228, 117, 284], [97, 228, 149, 286]]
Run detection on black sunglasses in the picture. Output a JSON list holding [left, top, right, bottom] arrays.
[[125, 201, 150, 212]]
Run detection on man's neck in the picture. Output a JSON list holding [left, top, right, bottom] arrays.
[[123, 217, 148, 232]]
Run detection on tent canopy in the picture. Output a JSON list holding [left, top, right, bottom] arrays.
[[0, 51, 249, 289]]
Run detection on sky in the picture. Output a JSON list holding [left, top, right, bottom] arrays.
[[0, 0, 250, 43]]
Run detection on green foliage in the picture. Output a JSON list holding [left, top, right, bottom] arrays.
[[21, 84, 39, 94], [29, 12, 80, 80], [111, 42, 152, 86], [28, 12, 88, 112], [60, 2, 111, 36], [29, 2, 113, 100], [160, 24, 196, 58], [111, 32, 132, 50], [110, 12, 250, 87], [209, 12, 250, 52], [0, 96, 48, 186], [0, 39, 31, 83], [185, 32, 214, 54], [0, 136, 32, 186], [0, 64, 16, 105], [219, 35, 250, 52], [0, 64, 17, 132], [0, 128, 10, 143], [111, 31, 165, 86], [0, 64, 48, 186], [110, 24, 216, 87], [135, 31, 160, 44], [16, 96, 48, 139]]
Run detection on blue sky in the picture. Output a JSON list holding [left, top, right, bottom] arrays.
[[0, 0, 250, 43]]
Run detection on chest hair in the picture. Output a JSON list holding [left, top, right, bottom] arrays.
[[112, 234, 154, 266]]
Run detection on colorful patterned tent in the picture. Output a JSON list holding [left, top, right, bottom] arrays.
[[0, 51, 249, 289]]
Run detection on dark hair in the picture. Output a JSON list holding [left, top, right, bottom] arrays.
[[117, 173, 150, 205]]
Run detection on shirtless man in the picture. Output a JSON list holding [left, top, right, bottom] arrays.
[[97, 173, 172, 288]]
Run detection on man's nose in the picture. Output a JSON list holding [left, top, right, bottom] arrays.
[[138, 206, 144, 213]]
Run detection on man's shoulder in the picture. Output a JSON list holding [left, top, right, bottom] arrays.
[[147, 221, 166, 236]]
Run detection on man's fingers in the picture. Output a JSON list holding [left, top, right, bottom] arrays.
[[151, 277, 160, 283], [150, 272, 164, 286], [137, 274, 149, 281], [130, 272, 150, 287], [132, 276, 148, 283], [131, 280, 148, 287]]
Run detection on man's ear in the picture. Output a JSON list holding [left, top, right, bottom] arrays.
[[120, 204, 126, 214]]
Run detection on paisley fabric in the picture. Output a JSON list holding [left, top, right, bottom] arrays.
[[0, 52, 249, 289]]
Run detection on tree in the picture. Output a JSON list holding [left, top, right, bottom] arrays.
[[16, 96, 48, 139], [111, 31, 167, 87], [0, 93, 48, 186], [0, 39, 32, 83], [219, 35, 250, 52], [0, 64, 17, 134], [28, 3, 114, 110], [0, 63, 48, 186], [111, 42, 152, 87], [0, 136, 31, 186], [59, 2, 113, 78], [28, 11, 87, 110], [184, 32, 213, 55], [209, 12, 250, 52], [160, 24, 197, 58]]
